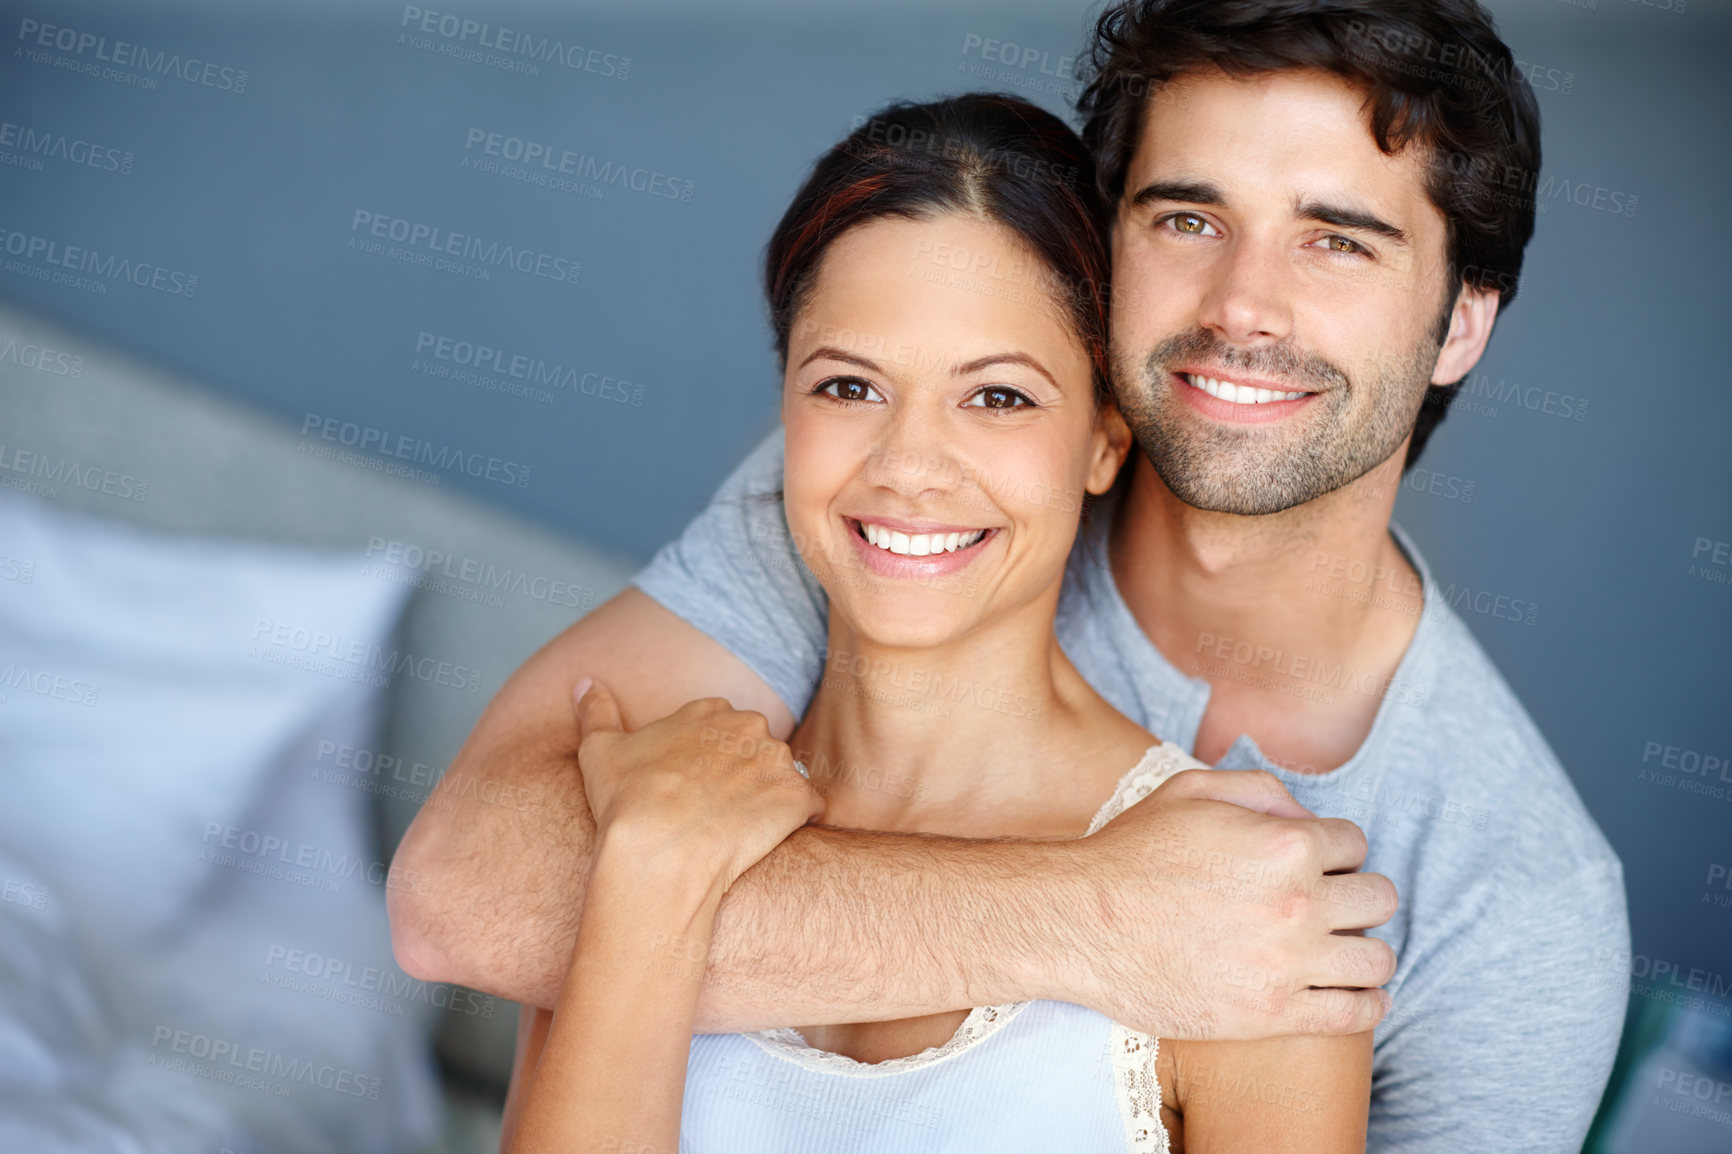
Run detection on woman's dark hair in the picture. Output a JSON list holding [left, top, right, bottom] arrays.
[[1076, 0, 1542, 468], [765, 94, 1113, 401]]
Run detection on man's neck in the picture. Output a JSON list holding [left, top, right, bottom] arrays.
[[1109, 451, 1424, 771]]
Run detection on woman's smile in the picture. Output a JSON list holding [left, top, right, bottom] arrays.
[[843, 515, 1001, 579]]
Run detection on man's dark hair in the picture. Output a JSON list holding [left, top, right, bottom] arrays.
[[1076, 0, 1542, 468]]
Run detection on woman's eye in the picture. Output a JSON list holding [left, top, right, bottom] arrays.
[[815, 376, 884, 403], [1163, 212, 1218, 237], [964, 386, 1036, 410]]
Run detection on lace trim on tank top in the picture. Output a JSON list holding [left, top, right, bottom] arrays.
[[752, 740, 1204, 1150], [745, 1002, 1031, 1078], [1093, 742, 1196, 1153], [1085, 740, 1203, 835], [1110, 1024, 1173, 1154]]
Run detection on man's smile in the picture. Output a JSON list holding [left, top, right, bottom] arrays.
[[1180, 370, 1312, 405], [1172, 368, 1319, 424]]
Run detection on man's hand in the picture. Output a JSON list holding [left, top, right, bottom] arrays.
[[1072, 768, 1397, 1039]]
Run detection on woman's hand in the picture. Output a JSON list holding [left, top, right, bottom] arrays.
[[572, 678, 824, 891], [505, 680, 814, 1154]]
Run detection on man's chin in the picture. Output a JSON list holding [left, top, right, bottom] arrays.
[[1160, 474, 1317, 517], [1129, 430, 1308, 516]]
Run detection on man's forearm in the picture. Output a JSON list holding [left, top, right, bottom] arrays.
[[389, 731, 597, 1009], [392, 737, 1090, 1024], [695, 823, 1091, 1031]]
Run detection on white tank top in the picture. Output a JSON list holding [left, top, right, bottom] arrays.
[[679, 741, 1204, 1153]]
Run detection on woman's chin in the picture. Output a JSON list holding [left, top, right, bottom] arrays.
[[823, 597, 978, 657]]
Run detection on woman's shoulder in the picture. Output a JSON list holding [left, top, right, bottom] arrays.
[[1085, 737, 1210, 835]]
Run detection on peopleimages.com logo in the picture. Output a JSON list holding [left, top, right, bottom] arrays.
[[397, 5, 630, 80], [348, 210, 580, 285], [298, 413, 533, 489], [14, 17, 249, 93]]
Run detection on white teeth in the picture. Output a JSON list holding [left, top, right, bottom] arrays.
[[1185, 373, 1307, 404], [857, 522, 987, 556]]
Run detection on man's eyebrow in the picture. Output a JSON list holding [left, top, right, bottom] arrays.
[[1129, 179, 1225, 209], [1296, 198, 1409, 245], [954, 352, 1061, 391], [798, 346, 884, 374]]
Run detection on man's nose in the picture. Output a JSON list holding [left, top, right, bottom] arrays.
[[1196, 235, 1294, 346]]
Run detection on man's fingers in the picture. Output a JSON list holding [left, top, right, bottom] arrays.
[[1314, 816, 1370, 874], [1315, 932, 1398, 989], [1283, 985, 1392, 1035], [1320, 871, 1398, 931], [573, 677, 625, 739], [1162, 768, 1315, 819]]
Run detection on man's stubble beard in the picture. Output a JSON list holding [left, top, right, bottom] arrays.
[[1113, 327, 1442, 516]]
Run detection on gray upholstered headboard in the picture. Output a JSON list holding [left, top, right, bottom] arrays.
[[0, 300, 634, 1119]]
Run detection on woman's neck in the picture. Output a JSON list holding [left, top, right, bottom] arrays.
[[791, 592, 1133, 836]]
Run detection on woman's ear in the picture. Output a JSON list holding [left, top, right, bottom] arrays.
[[1085, 400, 1135, 495]]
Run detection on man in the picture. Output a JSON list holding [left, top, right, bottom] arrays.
[[391, 1, 1628, 1148]]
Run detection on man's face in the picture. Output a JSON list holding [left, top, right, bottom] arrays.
[[1110, 68, 1457, 515]]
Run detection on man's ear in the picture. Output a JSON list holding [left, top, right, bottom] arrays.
[[1086, 400, 1135, 495], [1431, 282, 1500, 385]]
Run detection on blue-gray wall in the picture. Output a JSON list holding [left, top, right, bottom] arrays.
[[2, 0, 1728, 1140]]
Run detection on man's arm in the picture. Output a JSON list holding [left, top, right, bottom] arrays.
[[389, 587, 1398, 1037]]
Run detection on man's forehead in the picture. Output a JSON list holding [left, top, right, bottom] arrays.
[[1128, 66, 1436, 211]]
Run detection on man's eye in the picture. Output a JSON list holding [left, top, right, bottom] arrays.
[[1164, 212, 1218, 237], [816, 376, 884, 403], [964, 386, 1036, 410], [1319, 234, 1365, 255]]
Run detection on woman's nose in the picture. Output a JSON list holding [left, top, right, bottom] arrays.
[[863, 406, 961, 499]]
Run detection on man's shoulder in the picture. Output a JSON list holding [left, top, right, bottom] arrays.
[[630, 427, 829, 718], [1354, 605, 1628, 1071], [1385, 599, 1623, 887]]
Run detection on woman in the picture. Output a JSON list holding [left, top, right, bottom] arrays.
[[502, 94, 1372, 1153]]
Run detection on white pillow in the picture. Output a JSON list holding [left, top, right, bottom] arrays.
[[0, 492, 412, 946], [0, 492, 447, 1151]]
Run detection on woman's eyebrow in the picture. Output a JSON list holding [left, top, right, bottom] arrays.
[[797, 346, 884, 373], [954, 352, 1060, 391]]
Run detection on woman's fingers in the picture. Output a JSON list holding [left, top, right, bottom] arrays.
[[574, 677, 625, 740]]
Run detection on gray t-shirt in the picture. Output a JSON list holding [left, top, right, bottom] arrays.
[[634, 429, 1630, 1154]]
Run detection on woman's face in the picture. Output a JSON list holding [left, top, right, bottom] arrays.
[[782, 213, 1130, 651]]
